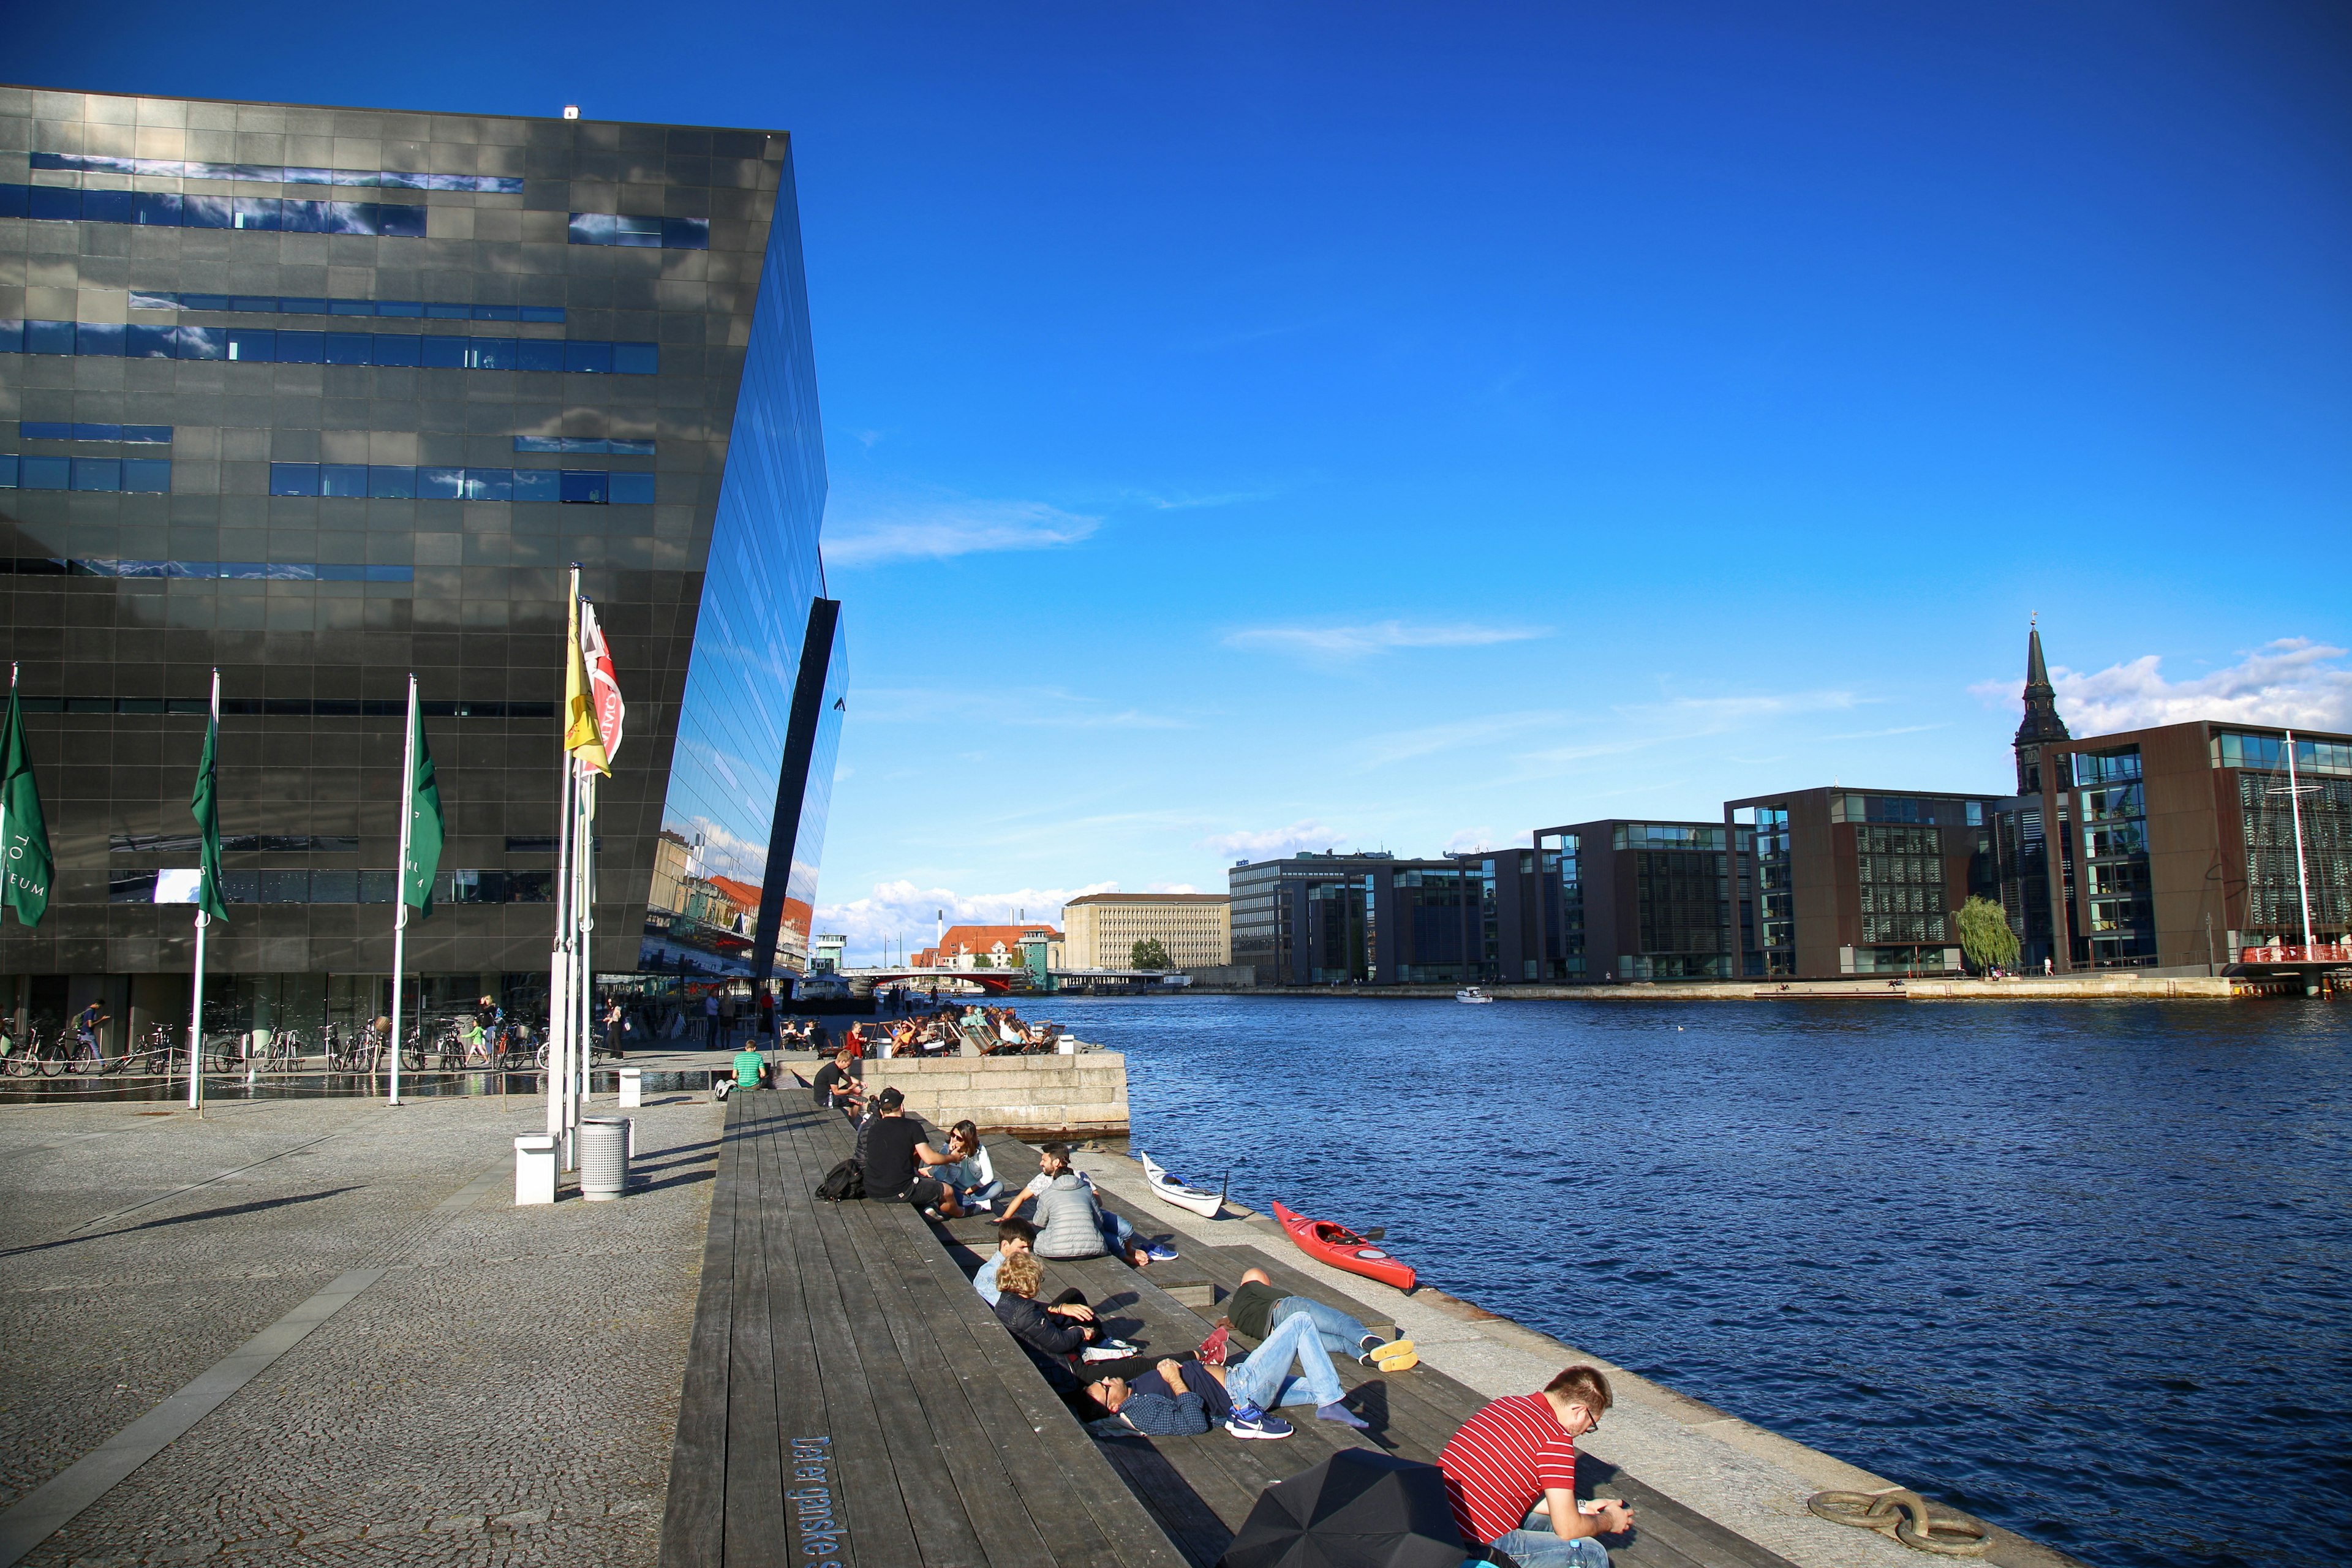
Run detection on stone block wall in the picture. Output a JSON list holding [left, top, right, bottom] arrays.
[[860, 1052, 1129, 1137]]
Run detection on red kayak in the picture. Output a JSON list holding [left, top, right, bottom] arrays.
[[1272, 1200, 1417, 1291]]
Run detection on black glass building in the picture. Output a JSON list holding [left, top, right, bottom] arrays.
[[0, 86, 844, 1048]]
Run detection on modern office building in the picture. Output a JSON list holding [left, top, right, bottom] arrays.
[[0, 87, 843, 1049], [1227, 849, 1566, 986], [2032, 721, 2351, 972], [1721, 788, 2000, 978], [1531, 820, 1734, 981], [1060, 892, 1230, 970]]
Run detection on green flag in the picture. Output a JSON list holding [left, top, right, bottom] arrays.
[[400, 692, 445, 916], [1, 684, 54, 929], [190, 684, 229, 921]]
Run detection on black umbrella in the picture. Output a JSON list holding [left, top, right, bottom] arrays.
[[1216, 1447, 1471, 1568]]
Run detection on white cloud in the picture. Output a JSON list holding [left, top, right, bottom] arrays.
[[815, 878, 1120, 962], [825, 497, 1100, 568], [1195, 820, 1344, 859], [1223, 620, 1551, 663], [1356, 710, 1564, 767], [1972, 639, 2352, 736], [1142, 881, 1202, 894], [1443, 826, 1496, 854]]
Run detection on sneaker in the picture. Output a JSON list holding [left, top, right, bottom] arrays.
[[1372, 1349, 1419, 1372], [1316, 1401, 1371, 1429], [968, 1196, 993, 1212], [1367, 1338, 1419, 1370], [1144, 1242, 1180, 1262], [1223, 1403, 1292, 1440], [1196, 1319, 1232, 1368]]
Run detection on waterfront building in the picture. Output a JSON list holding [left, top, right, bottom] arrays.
[[2032, 720, 2352, 972], [1227, 850, 1564, 986], [1060, 892, 1229, 970], [0, 88, 844, 1048], [1721, 788, 2002, 978], [913, 922, 1060, 971], [1530, 820, 1734, 982]]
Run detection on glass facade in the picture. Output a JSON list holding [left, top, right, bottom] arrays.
[[0, 89, 840, 1045], [1750, 805, 1794, 974], [639, 166, 834, 978]]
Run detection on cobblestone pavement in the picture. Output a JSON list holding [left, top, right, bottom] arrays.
[[0, 1091, 720, 1566]]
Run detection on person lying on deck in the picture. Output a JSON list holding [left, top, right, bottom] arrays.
[[990, 1253, 1139, 1393], [1436, 1365, 1631, 1568], [1077, 1308, 1369, 1438], [1224, 1266, 1417, 1368], [858, 1087, 967, 1218], [998, 1144, 1175, 1265]]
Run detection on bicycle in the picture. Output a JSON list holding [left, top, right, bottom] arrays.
[[203, 1033, 247, 1076], [0, 1016, 60, 1077], [263, 1030, 307, 1072], [137, 1023, 182, 1076]]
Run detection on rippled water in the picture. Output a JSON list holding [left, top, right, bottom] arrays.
[[1051, 995, 2352, 1568]]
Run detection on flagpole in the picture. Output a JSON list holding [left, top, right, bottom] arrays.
[[390, 674, 418, 1108], [187, 669, 219, 1114], [578, 766, 595, 1124], [550, 567, 581, 1163]]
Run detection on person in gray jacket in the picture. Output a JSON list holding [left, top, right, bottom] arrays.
[[999, 1144, 1175, 1265]]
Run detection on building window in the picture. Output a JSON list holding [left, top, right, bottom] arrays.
[[3, 183, 429, 236], [567, 212, 711, 249], [0, 322, 655, 374], [131, 291, 563, 323]]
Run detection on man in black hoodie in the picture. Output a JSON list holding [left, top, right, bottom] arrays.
[[989, 1253, 1140, 1393]]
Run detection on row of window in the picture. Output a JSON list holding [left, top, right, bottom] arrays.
[[514, 435, 653, 454], [114, 832, 562, 856], [1, 455, 172, 492], [267, 463, 654, 504], [1612, 823, 1727, 851], [13, 695, 546, 717], [117, 868, 555, 905], [2, 184, 426, 236], [35, 151, 526, 192], [130, 290, 565, 323], [2214, 730, 2352, 777], [0, 559, 415, 582], [0, 320, 658, 373], [567, 212, 712, 250], [20, 422, 173, 443]]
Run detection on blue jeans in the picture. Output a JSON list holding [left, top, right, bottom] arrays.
[[1098, 1210, 1135, 1255], [1223, 1311, 1346, 1412], [1270, 1295, 1371, 1355], [1487, 1510, 1610, 1568]]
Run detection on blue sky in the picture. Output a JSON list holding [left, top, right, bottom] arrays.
[[26, 1, 2352, 957]]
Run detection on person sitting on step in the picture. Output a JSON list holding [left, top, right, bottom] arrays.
[[859, 1087, 965, 1218], [998, 1144, 1175, 1265], [972, 1217, 1035, 1305], [1224, 1265, 1415, 1369], [1438, 1365, 1632, 1568]]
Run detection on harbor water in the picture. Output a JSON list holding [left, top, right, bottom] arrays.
[[1054, 994, 2351, 1568]]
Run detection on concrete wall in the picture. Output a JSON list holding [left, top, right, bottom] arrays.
[[862, 1051, 1129, 1137]]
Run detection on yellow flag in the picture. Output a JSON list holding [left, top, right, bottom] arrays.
[[564, 587, 609, 776]]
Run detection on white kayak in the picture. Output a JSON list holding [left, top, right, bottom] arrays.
[[1137, 1151, 1223, 1218]]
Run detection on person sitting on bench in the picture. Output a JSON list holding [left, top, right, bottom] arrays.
[[859, 1087, 965, 1218]]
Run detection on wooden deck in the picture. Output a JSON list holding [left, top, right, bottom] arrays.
[[661, 1087, 1801, 1568]]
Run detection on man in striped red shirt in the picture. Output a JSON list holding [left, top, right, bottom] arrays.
[[1437, 1366, 1632, 1567]]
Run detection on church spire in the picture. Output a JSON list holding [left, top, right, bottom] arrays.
[[2014, 616, 2070, 794]]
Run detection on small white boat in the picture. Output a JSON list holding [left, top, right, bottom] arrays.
[[1137, 1151, 1223, 1217], [1456, 987, 1494, 1004]]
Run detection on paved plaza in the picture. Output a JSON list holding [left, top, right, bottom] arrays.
[[0, 1090, 721, 1566]]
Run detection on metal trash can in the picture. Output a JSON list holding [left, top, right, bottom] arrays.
[[617, 1067, 643, 1108], [514, 1134, 558, 1206], [579, 1116, 630, 1201]]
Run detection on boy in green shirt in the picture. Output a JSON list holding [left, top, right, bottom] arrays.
[[732, 1045, 768, 1089]]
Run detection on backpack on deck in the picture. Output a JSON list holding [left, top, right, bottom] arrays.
[[814, 1157, 864, 1202]]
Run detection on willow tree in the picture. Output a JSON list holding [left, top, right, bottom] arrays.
[[1955, 895, 2021, 974]]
